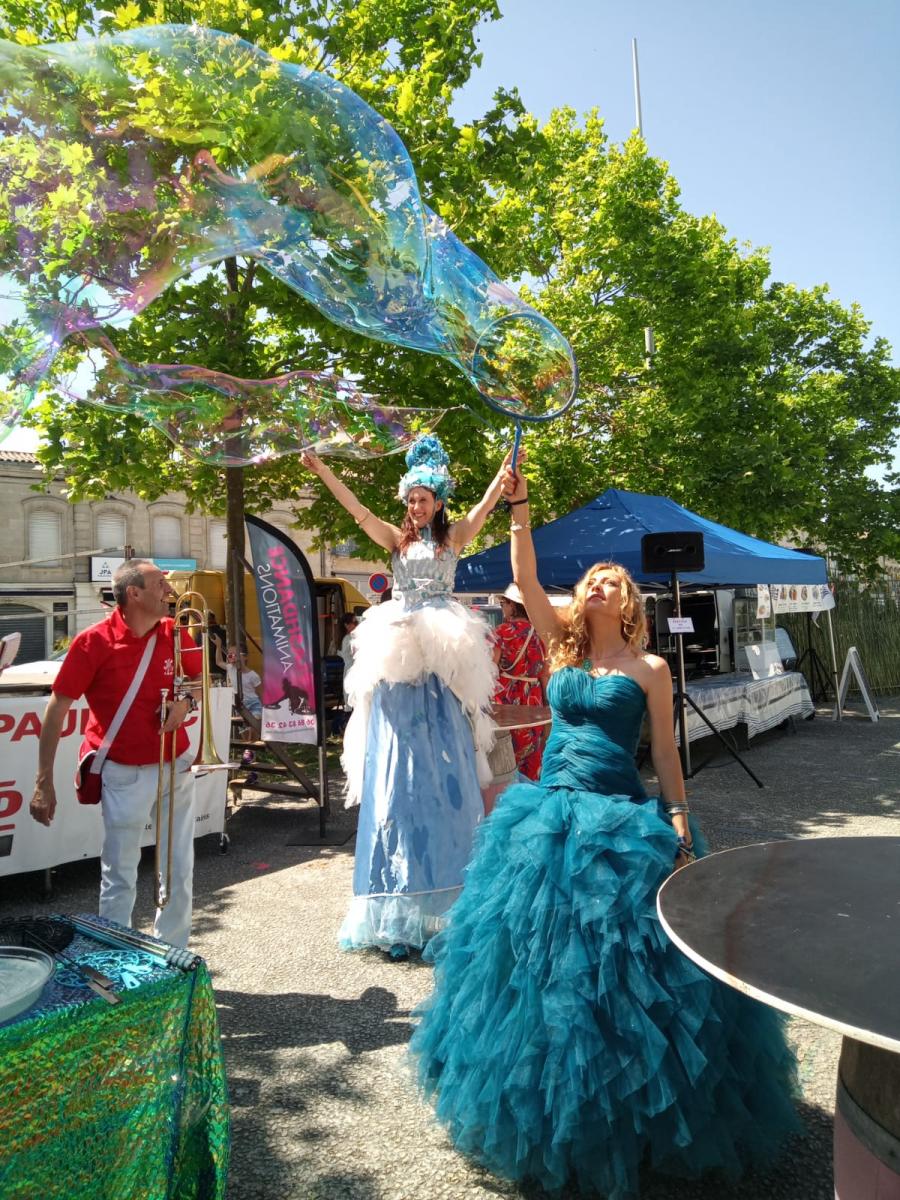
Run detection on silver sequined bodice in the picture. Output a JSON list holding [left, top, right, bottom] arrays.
[[391, 535, 457, 608]]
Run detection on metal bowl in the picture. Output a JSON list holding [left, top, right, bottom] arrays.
[[0, 945, 55, 1023]]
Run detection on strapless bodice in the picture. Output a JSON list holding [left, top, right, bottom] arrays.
[[540, 668, 647, 798], [391, 536, 458, 608]]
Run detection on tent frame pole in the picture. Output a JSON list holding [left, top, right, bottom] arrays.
[[827, 608, 842, 721], [795, 610, 833, 703], [670, 571, 764, 788], [671, 572, 691, 777]]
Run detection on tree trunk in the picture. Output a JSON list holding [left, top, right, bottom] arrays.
[[225, 464, 246, 648], [221, 255, 253, 648]]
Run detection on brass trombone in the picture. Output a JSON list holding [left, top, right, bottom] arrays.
[[155, 590, 229, 909]]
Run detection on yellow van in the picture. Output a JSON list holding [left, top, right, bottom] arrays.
[[165, 568, 369, 681]]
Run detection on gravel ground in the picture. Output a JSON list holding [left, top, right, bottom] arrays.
[[3, 694, 899, 1200]]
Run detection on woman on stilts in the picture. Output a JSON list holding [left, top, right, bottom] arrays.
[[302, 436, 504, 957]]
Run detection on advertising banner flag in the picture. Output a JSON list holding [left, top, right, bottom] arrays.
[[245, 515, 320, 744]]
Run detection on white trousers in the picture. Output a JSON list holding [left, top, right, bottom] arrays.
[[99, 752, 195, 949]]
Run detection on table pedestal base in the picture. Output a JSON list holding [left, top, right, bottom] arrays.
[[834, 1038, 900, 1199]]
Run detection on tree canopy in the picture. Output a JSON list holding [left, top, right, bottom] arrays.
[[2, 0, 897, 577]]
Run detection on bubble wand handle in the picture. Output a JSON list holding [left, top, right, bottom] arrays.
[[511, 421, 523, 474]]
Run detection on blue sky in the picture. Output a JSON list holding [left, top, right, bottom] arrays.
[[454, 0, 899, 369]]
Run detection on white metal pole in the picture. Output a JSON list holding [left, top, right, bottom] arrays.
[[632, 39, 655, 366], [827, 608, 843, 721], [631, 38, 644, 136]]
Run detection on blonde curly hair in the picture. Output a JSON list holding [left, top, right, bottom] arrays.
[[548, 562, 647, 674]]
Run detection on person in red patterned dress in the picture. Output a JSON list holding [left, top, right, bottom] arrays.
[[492, 583, 548, 781]]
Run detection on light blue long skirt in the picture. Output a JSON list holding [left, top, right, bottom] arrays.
[[338, 673, 484, 952]]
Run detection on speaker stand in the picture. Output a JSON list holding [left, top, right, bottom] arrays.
[[670, 571, 764, 788]]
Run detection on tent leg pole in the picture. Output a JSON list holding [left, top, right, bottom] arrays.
[[827, 608, 842, 721], [672, 571, 692, 778]]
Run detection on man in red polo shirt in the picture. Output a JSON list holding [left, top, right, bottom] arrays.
[[30, 560, 202, 948]]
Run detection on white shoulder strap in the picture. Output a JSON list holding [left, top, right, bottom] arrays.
[[90, 632, 158, 774]]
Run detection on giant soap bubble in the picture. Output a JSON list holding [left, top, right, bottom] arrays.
[[48, 332, 453, 464], [0, 25, 576, 463]]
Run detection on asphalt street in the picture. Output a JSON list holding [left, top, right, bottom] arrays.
[[3, 694, 898, 1200]]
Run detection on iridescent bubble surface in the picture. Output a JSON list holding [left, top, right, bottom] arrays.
[[48, 332, 451, 465], [0, 25, 576, 463]]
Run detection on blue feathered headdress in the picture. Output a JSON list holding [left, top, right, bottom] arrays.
[[397, 434, 454, 502]]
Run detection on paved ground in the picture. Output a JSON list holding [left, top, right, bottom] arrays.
[[4, 695, 899, 1199]]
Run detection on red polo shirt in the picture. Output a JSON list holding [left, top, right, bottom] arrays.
[[54, 609, 202, 765]]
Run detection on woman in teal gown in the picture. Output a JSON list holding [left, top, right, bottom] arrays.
[[410, 466, 800, 1198]]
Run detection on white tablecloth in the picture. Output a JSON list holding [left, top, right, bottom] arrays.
[[675, 671, 815, 746]]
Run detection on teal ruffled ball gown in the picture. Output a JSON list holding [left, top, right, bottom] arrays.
[[411, 668, 800, 1198]]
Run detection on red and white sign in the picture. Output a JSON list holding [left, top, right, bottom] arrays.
[[0, 687, 231, 877]]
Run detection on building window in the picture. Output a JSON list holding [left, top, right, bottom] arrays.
[[0, 604, 47, 662], [28, 511, 62, 568], [95, 512, 127, 554], [153, 515, 182, 559], [208, 520, 227, 569], [53, 601, 69, 649]]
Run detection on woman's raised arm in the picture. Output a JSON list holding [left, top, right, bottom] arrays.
[[448, 453, 509, 551], [301, 451, 400, 554]]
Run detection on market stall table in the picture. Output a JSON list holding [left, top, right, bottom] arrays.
[[675, 669, 814, 747], [657, 838, 900, 1199], [0, 915, 229, 1199]]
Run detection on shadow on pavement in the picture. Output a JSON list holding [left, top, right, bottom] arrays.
[[216, 985, 413, 1058]]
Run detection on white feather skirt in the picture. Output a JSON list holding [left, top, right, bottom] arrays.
[[341, 598, 497, 807]]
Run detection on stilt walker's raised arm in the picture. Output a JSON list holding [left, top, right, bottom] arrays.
[[449, 451, 511, 551], [301, 451, 400, 553]]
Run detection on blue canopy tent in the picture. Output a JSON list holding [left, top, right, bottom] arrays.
[[455, 488, 828, 591]]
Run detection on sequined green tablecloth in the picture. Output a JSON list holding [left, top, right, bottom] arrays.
[[0, 927, 230, 1199]]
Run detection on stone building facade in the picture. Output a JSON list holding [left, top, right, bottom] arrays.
[[0, 451, 386, 662]]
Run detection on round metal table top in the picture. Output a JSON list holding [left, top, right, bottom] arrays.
[[490, 703, 552, 732], [657, 837, 900, 1052]]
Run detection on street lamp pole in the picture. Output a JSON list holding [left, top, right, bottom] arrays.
[[632, 37, 655, 368], [631, 37, 644, 137]]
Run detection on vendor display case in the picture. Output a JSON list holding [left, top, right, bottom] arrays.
[[733, 589, 775, 657]]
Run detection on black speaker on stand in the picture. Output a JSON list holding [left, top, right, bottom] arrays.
[[641, 532, 763, 788]]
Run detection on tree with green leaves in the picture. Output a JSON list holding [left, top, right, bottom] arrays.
[[0, 0, 514, 638], [1, 0, 897, 598], [446, 101, 899, 576]]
